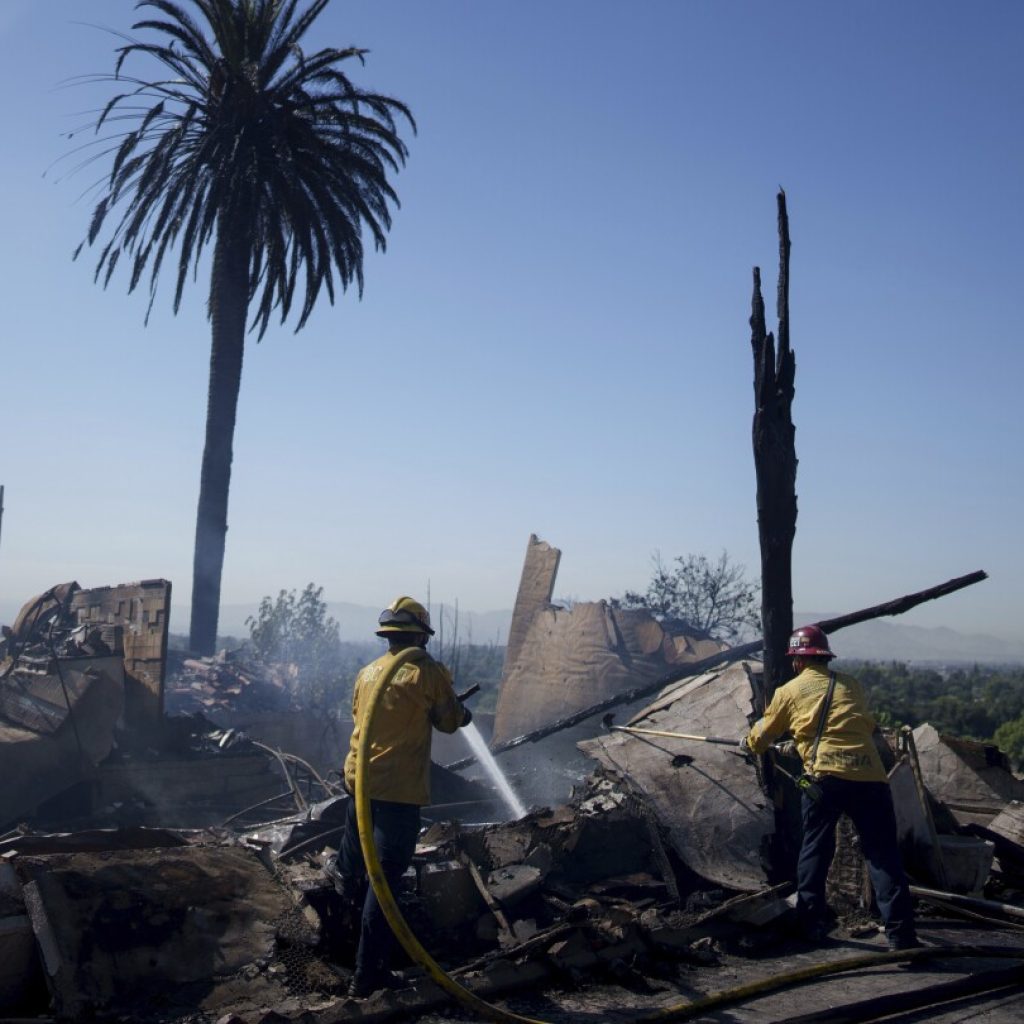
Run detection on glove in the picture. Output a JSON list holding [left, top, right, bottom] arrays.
[[460, 704, 473, 727], [774, 740, 798, 759]]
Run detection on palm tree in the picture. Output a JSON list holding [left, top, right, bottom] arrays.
[[72, 0, 413, 653]]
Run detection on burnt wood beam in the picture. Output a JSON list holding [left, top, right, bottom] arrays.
[[815, 570, 988, 635]]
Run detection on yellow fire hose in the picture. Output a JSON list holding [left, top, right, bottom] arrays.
[[355, 647, 545, 1023], [355, 648, 1024, 1022]]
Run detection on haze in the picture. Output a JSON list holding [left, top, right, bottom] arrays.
[[0, 1, 1020, 642]]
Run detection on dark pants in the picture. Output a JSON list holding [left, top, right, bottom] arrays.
[[797, 776, 916, 942], [339, 797, 421, 983]]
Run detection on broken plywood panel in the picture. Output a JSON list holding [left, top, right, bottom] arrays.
[[579, 661, 772, 891], [912, 724, 1024, 826], [503, 534, 561, 678], [493, 600, 727, 745], [18, 845, 295, 1019]]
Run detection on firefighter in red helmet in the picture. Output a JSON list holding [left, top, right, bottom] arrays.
[[741, 625, 919, 949]]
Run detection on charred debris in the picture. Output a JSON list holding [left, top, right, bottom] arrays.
[[1, 547, 1023, 1023]]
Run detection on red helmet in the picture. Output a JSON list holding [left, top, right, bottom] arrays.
[[788, 625, 835, 660]]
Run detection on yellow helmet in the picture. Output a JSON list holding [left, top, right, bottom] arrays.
[[376, 596, 434, 636]]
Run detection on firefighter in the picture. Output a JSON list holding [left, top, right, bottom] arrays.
[[330, 596, 472, 998], [741, 625, 919, 949]]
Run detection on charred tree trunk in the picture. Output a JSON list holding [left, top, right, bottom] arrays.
[[751, 192, 797, 699]]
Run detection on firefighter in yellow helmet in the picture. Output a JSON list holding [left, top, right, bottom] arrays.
[[330, 597, 471, 998]]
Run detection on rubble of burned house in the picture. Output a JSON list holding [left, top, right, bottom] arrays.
[[167, 649, 302, 716], [0, 581, 312, 833], [2, 542, 1024, 1022]]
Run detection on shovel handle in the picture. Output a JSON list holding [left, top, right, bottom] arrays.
[[611, 724, 737, 745]]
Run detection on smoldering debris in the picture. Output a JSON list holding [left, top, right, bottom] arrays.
[[0, 776, 784, 1022], [4, 568, 1024, 1022], [0, 580, 344, 833], [166, 649, 301, 716], [3, 739, 1022, 1024]]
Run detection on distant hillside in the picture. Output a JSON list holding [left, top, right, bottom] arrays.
[[195, 601, 514, 647], [211, 604, 1024, 664], [797, 613, 1024, 665], [3, 595, 1020, 664], [207, 603, 1022, 664]]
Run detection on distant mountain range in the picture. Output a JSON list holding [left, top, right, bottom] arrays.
[[2, 595, 1020, 664], [795, 613, 1024, 666], [211, 601, 513, 646], [210, 601, 1024, 665]]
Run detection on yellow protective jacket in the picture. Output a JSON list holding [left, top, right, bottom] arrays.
[[343, 647, 467, 805], [745, 664, 887, 782]]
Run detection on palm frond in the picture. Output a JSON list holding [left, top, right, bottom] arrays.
[[75, 0, 412, 336]]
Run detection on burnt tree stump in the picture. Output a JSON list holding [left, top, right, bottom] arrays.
[[751, 191, 797, 699]]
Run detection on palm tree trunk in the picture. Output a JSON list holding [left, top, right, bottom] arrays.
[[189, 218, 249, 654]]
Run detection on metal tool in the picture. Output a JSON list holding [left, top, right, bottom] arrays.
[[601, 713, 737, 746], [763, 745, 823, 802]]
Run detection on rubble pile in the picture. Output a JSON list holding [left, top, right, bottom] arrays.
[[3, 563, 1024, 1022], [0, 773, 800, 1022], [0, 583, 130, 825], [166, 649, 301, 716], [1, 757, 1023, 1024], [0, 582, 313, 835], [0, 828, 327, 1022]]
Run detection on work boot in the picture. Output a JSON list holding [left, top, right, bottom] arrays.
[[347, 970, 404, 999], [887, 932, 923, 952]]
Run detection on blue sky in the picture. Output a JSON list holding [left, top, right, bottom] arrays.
[[0, 1, 1021, 641]]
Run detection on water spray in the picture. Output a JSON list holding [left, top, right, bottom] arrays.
[[456, 683, 527, 820]]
